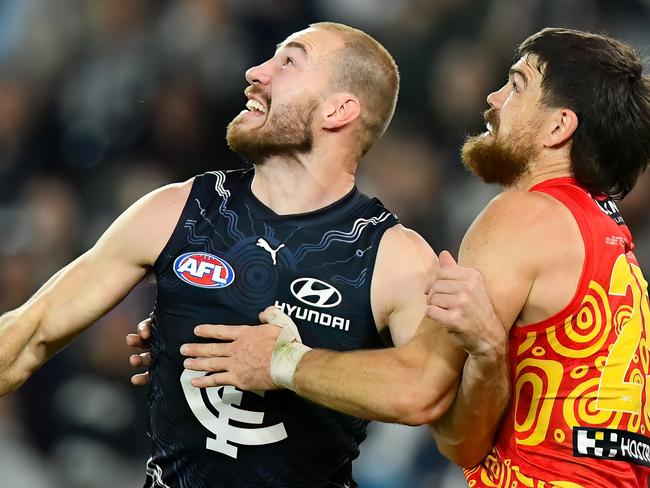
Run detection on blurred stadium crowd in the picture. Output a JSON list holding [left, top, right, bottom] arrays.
[[1, 1, 649, 487]]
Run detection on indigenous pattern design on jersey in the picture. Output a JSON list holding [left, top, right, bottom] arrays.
[[465, 178, 650, 488], [145, 169, 398, 488]]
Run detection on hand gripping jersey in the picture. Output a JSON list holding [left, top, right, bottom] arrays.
[[145, 169, 398, 488], [466, 178, 650, 488]]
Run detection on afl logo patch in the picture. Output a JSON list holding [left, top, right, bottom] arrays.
[[173, 252, 235, 289], [290, 278, 342, 308]]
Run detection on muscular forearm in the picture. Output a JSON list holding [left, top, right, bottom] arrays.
[[0, 264, 90, 396], [1, 253, 145, 396], [431, 349, 509, 468], [0, 306, 43, 395], [293, 339, 458, 426]]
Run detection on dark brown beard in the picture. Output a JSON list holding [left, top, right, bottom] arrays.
[[226, 99, 318, 164], [461, 110, 539, 186]]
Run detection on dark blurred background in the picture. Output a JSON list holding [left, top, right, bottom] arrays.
[[0, 1, 649, 487]]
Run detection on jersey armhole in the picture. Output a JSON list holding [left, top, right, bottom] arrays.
[[365, 216, 400, 344], [152, 176, 202, 278], [513, 188, 595, 333]]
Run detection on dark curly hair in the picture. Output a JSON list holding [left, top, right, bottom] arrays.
[[518, 28, 650, 199]]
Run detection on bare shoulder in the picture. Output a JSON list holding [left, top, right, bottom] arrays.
[[371, 224, 436, 334], [461, 189, 576, 268], [461, 188, 583, 327], [136, 178, 194, 213], [93, 178, 194, 267], [378, 224, 437, 272]]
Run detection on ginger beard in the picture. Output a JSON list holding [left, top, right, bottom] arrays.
[[226, 90, 319, 164], [461, 108, 541, 186]]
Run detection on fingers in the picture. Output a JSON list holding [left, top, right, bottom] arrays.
[[425, 305, 458, 327], [259, 306, 281, 323], [428, 278, 461, 296], [180, 343, 229, 358], [190, 372, 233, 388], [438, 250, 458, 268], [131, 371, 150, 386], [259, 307, 301, 342], [128, 323, 151, 386], [433, 264, 477, 282], [126, 317, 153, 349], [428, 263, 483, 301], [427, 292, 457, 310], [137, 318, 153, 340], [193, 324, 245, 341], [125, 333, 146, 348], [259, 306, 292, 328], [184, 356, 229, 373], [130, 352, 151, 368]]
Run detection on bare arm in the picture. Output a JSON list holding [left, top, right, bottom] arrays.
[[292, 226, 467, 425], [293, 317, 463, 425], [0, 181, 191, 395], [429, 191, 544, 467]]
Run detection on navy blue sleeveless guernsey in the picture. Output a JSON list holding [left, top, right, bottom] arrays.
[[146, 169, 399, 488]]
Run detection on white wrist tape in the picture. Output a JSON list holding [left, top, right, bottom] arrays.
[[267, 309, 312, 391]]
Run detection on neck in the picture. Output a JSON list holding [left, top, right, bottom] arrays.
[[250, 149, 357, 215], [511, 152, 572, 191]]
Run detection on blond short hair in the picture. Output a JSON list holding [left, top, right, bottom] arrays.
[[311, 22, 400, 157]]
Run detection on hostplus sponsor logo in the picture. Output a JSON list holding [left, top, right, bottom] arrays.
[[573, 426, 650, 468], [275, 277, 350, 331]]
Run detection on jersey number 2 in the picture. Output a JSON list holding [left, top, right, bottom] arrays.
[[596, 254, 650, 415]]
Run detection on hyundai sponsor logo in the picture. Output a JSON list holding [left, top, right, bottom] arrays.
[[290, 278, 342, 308]]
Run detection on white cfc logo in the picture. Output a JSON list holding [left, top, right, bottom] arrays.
[[180, 369, 287, 458]]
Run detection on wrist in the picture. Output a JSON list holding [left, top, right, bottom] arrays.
[[270, 341, 312, 390], [473, 339, 506, 361], [471, 315, 508, 361], [467, 343, 507, 378]]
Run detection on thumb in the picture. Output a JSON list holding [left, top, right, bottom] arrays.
[[439, 250, 458, 268], [259, 306, 303, 344]]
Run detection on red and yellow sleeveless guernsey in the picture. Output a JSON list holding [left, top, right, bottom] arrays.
[[465, 177, 650, 488]]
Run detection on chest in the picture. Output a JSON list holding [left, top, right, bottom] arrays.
[[157, 222, 382, 350]]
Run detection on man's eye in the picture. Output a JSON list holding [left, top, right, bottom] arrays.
[[283, 56, 295, 66], [511, 81, 519, 92]]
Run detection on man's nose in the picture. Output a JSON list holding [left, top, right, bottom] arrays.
[[486, 84, 508, 110], [245, 61, 272, 86]]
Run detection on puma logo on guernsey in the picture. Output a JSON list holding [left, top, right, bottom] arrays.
[[256, 238, 285, 266]]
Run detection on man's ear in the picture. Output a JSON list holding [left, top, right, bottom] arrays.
[[544, 107, 578, 147], [321, 93, 361, 130]]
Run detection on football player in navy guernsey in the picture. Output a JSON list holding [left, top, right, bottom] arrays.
[[0, 22, 507, 488]]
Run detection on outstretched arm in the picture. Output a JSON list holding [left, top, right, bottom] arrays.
[[0, 181, 191, 395]]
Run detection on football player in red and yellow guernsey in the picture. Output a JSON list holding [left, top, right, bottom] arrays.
[[458, 29, 650, 488], [128, 28, 650, 488]]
